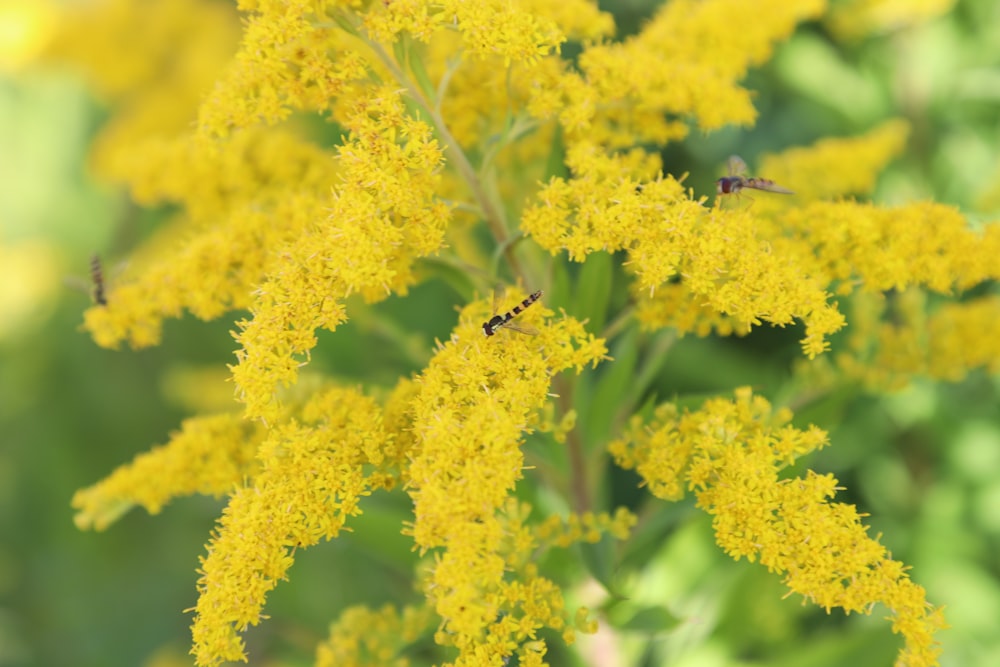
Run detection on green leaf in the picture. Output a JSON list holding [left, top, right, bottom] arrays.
[[348, 497, 418, 574], [585, 325, 639, 445], [620, 330, 676, 416], [415, 257, 477, 302], [659, 337, 783, 394], [407, 44, 436, 103], [571, 251, 613, 333], [579, 533, 622, 597], [543, 123, 566, 181], [548, 254, 572, 312], [614, 605, 683, 634], [619, 503, 693, 572], [633, 391, 659, 421], [392, 38, 408, 78], [329, 12, 359, 36], [786, 384, 854, 430]]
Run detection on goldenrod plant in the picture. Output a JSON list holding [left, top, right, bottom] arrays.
[[12, 0, 1000, 665]]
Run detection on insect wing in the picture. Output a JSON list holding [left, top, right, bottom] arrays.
[[744, 178, 793, 195], [726, 155, 748, 178], [503, 322, 539, 336], [492, 285, 505, 316]]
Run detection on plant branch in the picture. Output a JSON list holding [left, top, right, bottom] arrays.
[[554, 374, 591, 515]]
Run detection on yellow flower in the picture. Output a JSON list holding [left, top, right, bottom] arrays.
[[316, 603, 435, 667], [72, 414, 264, 531], [199, 4, 369, 137], [407, 293, 607, 662], [42, 0, 241, 204], [758, 119, 910, 200], [191, 387, 392, 667], [231, 85, 450, 422], [82, 193, 325, 349], [43, 0, 238, 102], [818, 290, 1000, 391], [610, 388, 945, 667], [365, 0, 579, 66], [827, 0, 958, 40], [542, 0, 827, 148]]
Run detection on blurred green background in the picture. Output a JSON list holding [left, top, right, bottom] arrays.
[[2, 0, 1000, 666]]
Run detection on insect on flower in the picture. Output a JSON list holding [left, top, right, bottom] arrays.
[[482, 288, 543, 337], [90, 254, 107, 306], [716, 155, 793, 204]]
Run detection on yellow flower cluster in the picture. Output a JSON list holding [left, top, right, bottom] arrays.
[[785, 200, 1000, 295], [610, 388, 946, 667], [827, 0, 958, 40], [366, 0, 564, 66], [72, 414, 264, 531], [231, 85, 450, 422], [198, 1, 369, 136], [83, 139, 336, 348], [406, 293, 608, 662], [825, 290, 1000, 390], [44, 0, 238, 102], [543, 121, 997, 359], [124, 302, 616, 667], [524, 139, 848, 357], [90, 292, 610, 667], [316, 603, 436, 667], [533, 506, 636, 551], [44, 0, 240, 184], [758, 119, 910, 200], [118, 128, 339, 220], [48, 0, 978, 665], [563, 0, 825, 136], [190, 386, 395, 666]]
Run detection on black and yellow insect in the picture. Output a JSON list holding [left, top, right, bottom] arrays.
[[90, 254, 107, 306], [482, 289, 543, 337]]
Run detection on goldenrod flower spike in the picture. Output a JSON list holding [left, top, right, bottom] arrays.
[[525, 141, 847, 358], [406, 294, 607, 661], [758, 119, 910, 199], [813, 290, 1000, 391], [197, 3, 368, 137], [610, 388, 946, 667], [72, 414, 264, 531], [230, 85, 450, 423], [190, 387, 393, 667], [531, 0, 826, 153], [315, 603, 436, 667]]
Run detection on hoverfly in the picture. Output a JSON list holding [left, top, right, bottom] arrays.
[[482, 288, 542, 337], [716, 155, 793, 203], [90, 254, 107, 306]]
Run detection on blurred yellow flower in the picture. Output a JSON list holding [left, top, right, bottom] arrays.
[[0, 0, 56, 71]]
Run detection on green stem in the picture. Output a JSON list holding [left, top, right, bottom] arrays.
[[479, 115, 541, 179], [435, 56, 462, 117], [554, 374, 591, 515], [490, 230, 526, 278], [600, 304, 635, 341]]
